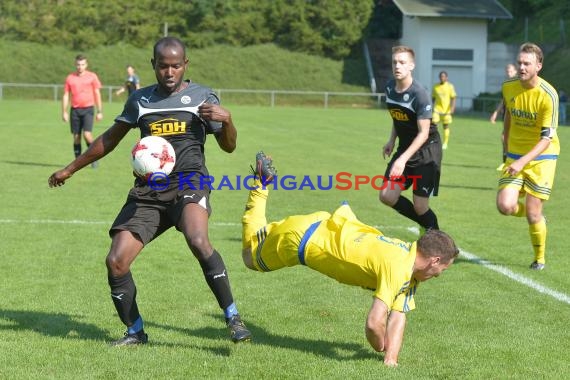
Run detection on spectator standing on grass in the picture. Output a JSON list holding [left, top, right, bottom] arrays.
[[497, 42, 560, 271], [432, 71, 456, 150], [115, 65, 140, 97], [62, 54, 103, 167], [490, 63, 518, 171], [242, 151, 458, 367], [380, 45, 442, 232], [49, 36, 252, 345]]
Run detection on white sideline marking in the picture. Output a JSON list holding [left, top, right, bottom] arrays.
[[0, 219, 240, 227], [2, 219, 569, 304], [408, 226, 570, 305], [458, 250, 570, 305], [0, 219, 109, 225]]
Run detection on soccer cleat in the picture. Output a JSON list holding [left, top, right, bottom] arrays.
[[442, 143, 448, 150], [529, 261, 545, 271], [226, 315, 252, 343], [110, 330, 148, 346], [496, 163, 505, 171], [252, 151, 277, 186]]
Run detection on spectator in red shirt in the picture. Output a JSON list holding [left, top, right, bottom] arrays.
[[62, 54, 103, 166]]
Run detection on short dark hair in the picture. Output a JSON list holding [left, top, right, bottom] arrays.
[[417, 230, 459, 264], [153, 36, 186, 60], [75, 54, 87, 62]]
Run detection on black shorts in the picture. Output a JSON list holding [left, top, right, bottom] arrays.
[[110, 180, 212, 245], [384, 159, 441, 197], [70, 107, 94, 134]]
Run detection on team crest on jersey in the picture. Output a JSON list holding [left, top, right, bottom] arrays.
[[149, 118, 187, 136], [181, 95, 192, 104]]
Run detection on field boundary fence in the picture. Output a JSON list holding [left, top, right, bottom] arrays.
[[0, 82, 503, 115]]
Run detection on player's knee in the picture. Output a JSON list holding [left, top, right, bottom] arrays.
[[413, 203, 428, 216], [105, 254, 130, 276], [526, 211, 542, 224], [186, 235, 212, 258], [379, 190, 396, 206], [496, 199, 516, 215]]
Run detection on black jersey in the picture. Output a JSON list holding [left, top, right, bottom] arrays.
[[385, 79, 440, 166], [116, 80, 222, 181]]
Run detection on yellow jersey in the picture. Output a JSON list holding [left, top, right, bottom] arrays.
[[432, 81, 456, 114], [305, 205, 418, 312], [502, 77, 560, 158]]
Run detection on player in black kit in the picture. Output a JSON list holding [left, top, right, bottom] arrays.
[[379, 45, 442, 231], [48, 36, 252, 346]]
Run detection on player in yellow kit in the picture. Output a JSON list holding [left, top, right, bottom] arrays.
[[497, 42, 560, 271], [243, 152, 459, 367], [432, 71, 457, 149]]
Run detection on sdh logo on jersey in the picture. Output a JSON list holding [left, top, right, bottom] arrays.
[[150, 118, 187, 136], [389, 109, 410, 121]]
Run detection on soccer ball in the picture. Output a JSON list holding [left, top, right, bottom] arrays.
[[131, 136, 176, 179]]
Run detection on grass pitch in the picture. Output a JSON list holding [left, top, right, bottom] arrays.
[[0, 100, 569, 379]]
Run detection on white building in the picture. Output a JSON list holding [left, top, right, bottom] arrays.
[[392, 0, 512, 109]]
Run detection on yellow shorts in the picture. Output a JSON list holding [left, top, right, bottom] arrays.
[[250, 211, 331, 272], [432, 112, 452, 125], [498, 158, 557, 200]]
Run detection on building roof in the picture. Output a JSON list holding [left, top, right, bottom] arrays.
[[392, 0, 512, 19]]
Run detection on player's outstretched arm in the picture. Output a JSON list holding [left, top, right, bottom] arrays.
[[383, 310, 406, 367], [365, 297, 389, 353], [48, 122, 131, 187]]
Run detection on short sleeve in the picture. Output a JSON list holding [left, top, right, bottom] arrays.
[[114, 96, 139, 127], [93, 73, 102, 90], [415, 86, 433, 120], [538, 90, 558, 129], [206, 93, 223, 135]]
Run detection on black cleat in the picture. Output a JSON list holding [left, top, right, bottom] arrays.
[[226, 315, 252, 343], [110, 330, 148, 346], [251, 151, 277, 186], [529, 261, 545, 271]]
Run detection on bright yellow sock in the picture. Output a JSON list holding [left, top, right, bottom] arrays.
[[443, 128, 450, 146], [529, 217, 547, 264], [514, 201, 526, 217], [242, 178, 269, 249]]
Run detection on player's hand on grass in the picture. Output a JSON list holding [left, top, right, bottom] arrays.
[[383, 358, 398, 367], [48, 169, 72, 187]]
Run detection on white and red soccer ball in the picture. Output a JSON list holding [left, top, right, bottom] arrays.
[[131, 136, 176, 179]]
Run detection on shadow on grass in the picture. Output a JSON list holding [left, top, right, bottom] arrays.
[[2, 160, 63, 168], [442, 162, 493, 170], [0, 309, 112, 341], [440, 183, 495, 191], [146, 316, 377, 361]]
